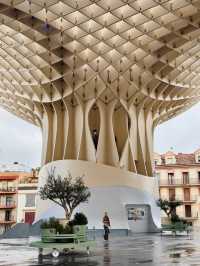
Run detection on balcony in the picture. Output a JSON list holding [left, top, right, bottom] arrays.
[[0, 220, 15, 224], [0, 187, 17, 194], [0, 203, 16, 209], [19, 177, 38, 184], [183, 216, 198, 221], [0, 215, 15, 224], [159, 178, 200, 187], [168, 196, 198, 203]]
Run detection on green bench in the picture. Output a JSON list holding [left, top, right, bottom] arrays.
[[161, 223, 192, 236], [42, 232, 86, 243], [30, 231, 95, 258]]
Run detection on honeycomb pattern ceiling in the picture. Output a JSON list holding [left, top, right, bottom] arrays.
[[0, 0, 200, 126]]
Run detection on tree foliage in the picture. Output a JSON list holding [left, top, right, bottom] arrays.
[[157, 198, 183, 219], [39, 168, 91, 220]]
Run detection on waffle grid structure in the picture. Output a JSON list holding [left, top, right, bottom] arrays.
[[0, 0, 200, 175]]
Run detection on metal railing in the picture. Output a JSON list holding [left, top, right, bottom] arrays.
[[169, 196, 198, 202], [0, 215, 15, 223], [19, 178, 38, 184], [0, 203, 16, 208], [0, 187, 17, 193], [159, 178, 200, 186]]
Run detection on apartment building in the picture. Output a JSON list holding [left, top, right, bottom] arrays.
[[155, 149, 200, 226], [0, 174, 18, 233], [0, 163, 38, 234], [17, 175, 38, 225]]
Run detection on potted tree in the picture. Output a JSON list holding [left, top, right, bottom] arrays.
[[41, 217, 58, 243], [39, 168, 91, 242], [70, 212, 88, 238], [157, 198, 183, 223], [157, 198, 189, 232]]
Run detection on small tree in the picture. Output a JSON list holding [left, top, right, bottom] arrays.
[[157, 199, 183, 222], [39, 168, 91, 220]]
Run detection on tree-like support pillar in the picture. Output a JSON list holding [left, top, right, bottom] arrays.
[[41, 96, 154, 176]]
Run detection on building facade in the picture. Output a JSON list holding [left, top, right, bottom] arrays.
[[155, 150, 200, 226], [0, 164, 38, 234], [17, 175, 38, 225], [0, 173, 18, 234]]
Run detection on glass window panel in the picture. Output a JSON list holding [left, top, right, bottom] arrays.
[[25, 194, 36, 207]]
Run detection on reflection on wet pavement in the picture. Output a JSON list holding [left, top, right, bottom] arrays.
[[1, 232, 200, 266]]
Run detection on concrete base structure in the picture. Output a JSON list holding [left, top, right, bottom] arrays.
[[36, 160, 161, 233]]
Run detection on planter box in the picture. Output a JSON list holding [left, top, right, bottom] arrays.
[[73, 225, 87, 242], [41, 228, 56, 243]]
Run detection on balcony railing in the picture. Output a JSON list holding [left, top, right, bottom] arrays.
[[184, 216, 198, 220], [0, 220, 15, 224], [159, 178, 200, 186], [169, 196, 198, 202], [0, 203, 16, 209], [19, 177, 38, 184], [0, 187, 17, 193], [0, 215, 15, 224]]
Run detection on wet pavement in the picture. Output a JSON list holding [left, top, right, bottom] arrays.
[[0, 232, 200, 266]]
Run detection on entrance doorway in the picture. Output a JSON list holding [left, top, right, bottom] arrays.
[[25, 212, 35, 224]]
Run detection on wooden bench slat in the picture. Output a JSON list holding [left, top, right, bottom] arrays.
[[42, 233, 87, 241]]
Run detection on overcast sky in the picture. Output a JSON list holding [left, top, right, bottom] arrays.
[[154, 102, 200, 154], [0, 102, 200, 168], [0, 108, 42, 168]]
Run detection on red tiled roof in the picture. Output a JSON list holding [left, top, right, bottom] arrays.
[[175, 153, 196, 165]]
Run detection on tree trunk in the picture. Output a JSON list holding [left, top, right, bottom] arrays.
[[65, 209, 73, 220], [65, 212, 70, 220]]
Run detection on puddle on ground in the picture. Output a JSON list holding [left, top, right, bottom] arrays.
[[0, 233, 200, 265]]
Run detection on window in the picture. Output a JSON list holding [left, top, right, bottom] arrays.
[[185, 205, 192, 218], [183, 172, 189, 184], [168, 173, 174, 184], [195, 153, 200, 163], [5, 210, 12, 221], [169, 189, 176, 201], [184, 188, 190, 201], [6, 197, 13, 206], [155, 172, 160, 179], [198, 172, 200, 184], [166, 157, 175, 164], [25, 194, 36, 207]]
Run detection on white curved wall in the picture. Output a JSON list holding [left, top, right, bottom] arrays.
[[36, 160, 161, 232]]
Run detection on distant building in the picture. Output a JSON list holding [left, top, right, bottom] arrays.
[[0, 162, 32, 173], [17, 174, 38, 225], [0, 163, 38, 234], [155, 149, 200, 226]]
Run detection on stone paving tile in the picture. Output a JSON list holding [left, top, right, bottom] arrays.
[[0, 233, 200, 266]]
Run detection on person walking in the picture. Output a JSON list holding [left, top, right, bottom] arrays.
[[103, 212, 111, 240]]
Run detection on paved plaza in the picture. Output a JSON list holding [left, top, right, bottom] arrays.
[[0, 232, 200, 266]]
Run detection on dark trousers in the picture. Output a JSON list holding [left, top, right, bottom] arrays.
[[104, 225, 110, 240]]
